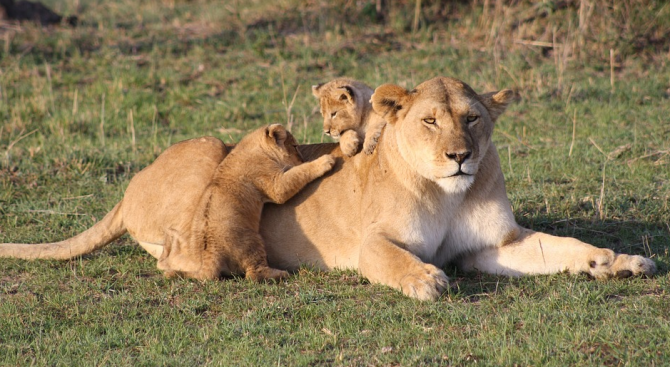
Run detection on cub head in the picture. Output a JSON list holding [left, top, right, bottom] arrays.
[[312, 78, 374, 140], [263, 124, 303, 166], [371, 77, 515, 193]]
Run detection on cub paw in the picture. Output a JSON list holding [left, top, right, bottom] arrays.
[[314, 154, 336, 175], [363, 132, 382, 155], [339, 131, 360, 157], [246, 266, 289, 282], [399, 264, 449, 301], [162, 270, 180, 279]]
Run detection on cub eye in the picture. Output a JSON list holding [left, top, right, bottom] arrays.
[[466, 115, 479, 123], [422, 118, 436, 125], [330, 111, 337, 118]]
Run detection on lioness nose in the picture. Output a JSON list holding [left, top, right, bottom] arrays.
[[446, 151, 471, 164]]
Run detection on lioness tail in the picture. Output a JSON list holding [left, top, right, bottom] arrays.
[[0, 201, 126, 260]]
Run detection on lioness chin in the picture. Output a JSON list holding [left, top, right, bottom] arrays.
[[0, 76, 656, 301]]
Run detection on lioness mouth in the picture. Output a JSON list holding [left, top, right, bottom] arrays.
[[451, 171, 470, 177]]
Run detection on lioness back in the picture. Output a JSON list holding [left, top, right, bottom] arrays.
[[312, 77, 386, 156], [157, 124, 335, 281]]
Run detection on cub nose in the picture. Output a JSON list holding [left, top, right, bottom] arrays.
[[324, 129, 331, 136], [445, 151, 471, 164]]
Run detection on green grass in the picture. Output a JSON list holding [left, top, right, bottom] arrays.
[[1, 0, 669, 365]]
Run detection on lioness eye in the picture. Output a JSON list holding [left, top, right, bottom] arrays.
[[423, 118, 436, 125], [466, 115, 479, 123], [330, 111, 337, 118]]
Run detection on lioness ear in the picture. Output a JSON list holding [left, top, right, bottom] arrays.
[[480, 89, 516, 121], [267, 124, 288, 147], [371, 84, 409, 124], [312, 83, 325, 98]]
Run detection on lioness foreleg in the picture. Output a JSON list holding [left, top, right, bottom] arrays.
[[359, 233, 449, 301], [458, 228, 656, 278]]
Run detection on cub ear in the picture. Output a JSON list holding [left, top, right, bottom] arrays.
[[371, 84, 409, 124], [480, 89, 516, 122], [267, 124, 288, 147], [335, 86, 355, 104], [311, 83, 325, 98]]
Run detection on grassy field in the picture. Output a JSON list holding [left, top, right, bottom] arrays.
[[1, 0, 669, 365]]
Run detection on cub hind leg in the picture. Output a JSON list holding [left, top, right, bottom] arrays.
[[234, 231, 289, 282], [158, 227, 227, 281]]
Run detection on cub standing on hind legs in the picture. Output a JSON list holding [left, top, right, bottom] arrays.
[[312, 77, 387, 156], [157, 124, 335, 282]]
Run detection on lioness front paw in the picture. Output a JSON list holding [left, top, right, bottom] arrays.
[[586, 249, 616, 279], [611, 254, 656, 278], [586, 249, 656, 279], [399, 264, 449, 301], [339, 131, 360, 157]]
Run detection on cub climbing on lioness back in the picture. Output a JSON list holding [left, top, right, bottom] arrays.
[[312, 77, 387, 156], [157, 124, 335, 281]]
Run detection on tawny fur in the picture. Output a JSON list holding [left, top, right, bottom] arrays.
[[312, 78, 387, 156], [157, 124, 335, 282], [0, 77, 656, 301]]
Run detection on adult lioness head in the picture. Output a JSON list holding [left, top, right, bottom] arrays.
[[371, 76, 515, 193]]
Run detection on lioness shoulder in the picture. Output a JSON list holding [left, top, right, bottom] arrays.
[[312, 77, 386, 156], [158, 124, 335, 281]]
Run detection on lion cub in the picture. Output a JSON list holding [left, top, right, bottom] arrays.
[[312, 77, 387, 157], [158, 124, 335, 281]]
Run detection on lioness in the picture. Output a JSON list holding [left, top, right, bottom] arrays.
[[312, 77, 387, 156], [157, 124, 335, 281], [0, 77, 656, 301]]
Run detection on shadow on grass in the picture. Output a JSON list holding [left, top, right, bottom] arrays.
[[518, 216, 668, 269]]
